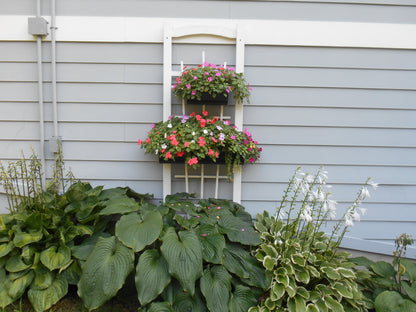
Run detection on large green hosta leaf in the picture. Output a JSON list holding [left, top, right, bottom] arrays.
[[77, 236, 134, 310], [136, 249, 171, 305], [228, 284, 258, 312], [374, 290, 416, 312], [197, 224, 225, 264], [173, 290, 207, 312], [216, 211, 261, 246], [28, 273, 68, 312], [200, 265, 232, 312], [116, 211, 163, 252], [160, 227, 203, 295], [40, 245, 71, 271], [223, 243, 266, 289], [71, 231, 111, 261], [148, 302, 174, 312], [99, 197, 141, 216]]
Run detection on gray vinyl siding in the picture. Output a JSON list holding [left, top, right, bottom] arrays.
[[2, 0, 416, 24], [1, 0, 415, 255]]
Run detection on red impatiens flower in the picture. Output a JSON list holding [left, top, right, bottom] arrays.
[[137, 139, 143, 145], [165, 152, 172, 159], [177, 151, 184, 157], [202, 110, 208, 117]]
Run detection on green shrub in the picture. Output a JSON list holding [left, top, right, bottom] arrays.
[[77, 193, 266, 312], [249, 167, 376, 312], [352, 233, 416, 312]]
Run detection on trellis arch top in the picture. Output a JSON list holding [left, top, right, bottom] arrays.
[[166, 24, 238, 40]]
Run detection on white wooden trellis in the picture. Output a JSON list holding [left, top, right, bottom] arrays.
[[163, 24, 245, 203]]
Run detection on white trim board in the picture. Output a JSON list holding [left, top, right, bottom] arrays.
[[1, 16, 416, 49]]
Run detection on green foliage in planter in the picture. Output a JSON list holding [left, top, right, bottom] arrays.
[[249, 167, 376, 312], [352, 233, 416, 312], [78, 193, 266, 312], [0, 149, 152, 311]]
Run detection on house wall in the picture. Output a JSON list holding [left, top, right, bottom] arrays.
[[0, 0, 415, 256]]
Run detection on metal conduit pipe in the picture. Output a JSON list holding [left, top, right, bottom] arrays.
[[36, 0, 46, 187], [51, 0, 59, 139]]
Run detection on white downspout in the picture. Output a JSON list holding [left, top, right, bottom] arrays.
[[36, 0, 46, 187]]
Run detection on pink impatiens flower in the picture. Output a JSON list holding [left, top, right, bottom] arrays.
[[208, 77, 213, 82], [186, 84, 191, 89], [188, 157, 198, 166]]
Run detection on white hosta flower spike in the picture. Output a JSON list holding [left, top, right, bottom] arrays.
[[368, 179, 379, 190]]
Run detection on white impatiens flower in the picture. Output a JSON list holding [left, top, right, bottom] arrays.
[[192, 131, 196, 136], [154, 149, 159, 155], [167, 123, 172, 128], [161, 144, 167, 149], [203, 129, 208, 135]]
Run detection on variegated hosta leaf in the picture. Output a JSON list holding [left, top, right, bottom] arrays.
[[28, 274, 68, 312], [5, 255, 31, 273], [116, 211, 163, 252], [0, 241, 14, 257], [136, 249, 171, 305], [160, 227, 203, 296], [0, 269, 14, 308], [228, 284, 258, 312], [32, 266, 54, 290], [77, 236, 134, 310], [13, 231, 43, 248], [40, 245, 71, 271], [8, 270, 34, 299], [200, 265, 232, 312]]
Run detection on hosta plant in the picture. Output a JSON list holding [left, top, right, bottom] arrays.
[[352, 233, 416, 312], [0, 150, 152, 311], [249, 167, 377, 312], [78, 193, 266, 312]]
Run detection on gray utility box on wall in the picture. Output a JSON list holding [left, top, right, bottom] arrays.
[[28, 17, 49, 36]]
